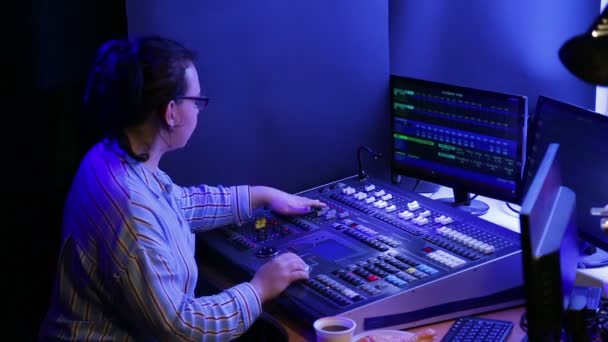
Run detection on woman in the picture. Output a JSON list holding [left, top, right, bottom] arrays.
[[39, 35, 325, 341]]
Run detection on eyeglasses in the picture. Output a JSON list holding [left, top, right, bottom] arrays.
[[175, 96, 210, 111]]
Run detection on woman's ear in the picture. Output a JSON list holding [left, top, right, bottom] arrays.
[[164, 100, 177, 128]]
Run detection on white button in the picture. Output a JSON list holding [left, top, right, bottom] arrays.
[[419, 210, 431, 217], [354, 192, 367, 200], [415, 217, 429, 225], [381, 193, 393, 201], [343, 187, 356, 195], [373, 200, 388, 208], [399, 211, 414, 220], [407, 201, 421, 211], [441, 216, 454, 224]]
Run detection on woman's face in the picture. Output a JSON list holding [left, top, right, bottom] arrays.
[[171, 64, 202, 148]]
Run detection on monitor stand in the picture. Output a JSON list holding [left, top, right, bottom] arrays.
[[437, 187, 489, 216], [391, 174, 440, 194], [577, 244, 608, 269]]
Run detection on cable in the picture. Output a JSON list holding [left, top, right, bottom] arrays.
[[521, 296, 608, 340], [579, 241, 597, 256], [357, 145, 382, 180], [577, 258, 608, 269], [519, 310, 528, 333], [505, 202, 520, 214], [412, 179, 421, 192]]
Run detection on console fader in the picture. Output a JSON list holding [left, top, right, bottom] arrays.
[[197, 175, 524, 331]]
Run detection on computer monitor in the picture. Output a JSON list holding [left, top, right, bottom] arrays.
[[520, 143, 579, 341], [524, 95, 608, 252], [390, 75, 528, 215]]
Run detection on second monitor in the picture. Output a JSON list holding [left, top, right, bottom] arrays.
[[524, 95, 608, 253], [390, 75, 528, 215]]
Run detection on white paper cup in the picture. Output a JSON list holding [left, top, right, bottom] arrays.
[[313, 316, 356, 342]]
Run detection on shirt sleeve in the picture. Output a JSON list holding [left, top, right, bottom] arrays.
[[174, 184, 252, 231], [117, 231, 262, 341]]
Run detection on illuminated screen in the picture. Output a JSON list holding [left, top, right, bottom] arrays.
[[390, 75, 528, 204], [310, 239, 356, 260]]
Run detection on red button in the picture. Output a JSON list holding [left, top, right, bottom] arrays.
[[367, 274, 379, 282]]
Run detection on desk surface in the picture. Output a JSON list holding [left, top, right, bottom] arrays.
[[424, 187, 519, 233], [270, 304, 527, 341], [406, 306, 526, 342]]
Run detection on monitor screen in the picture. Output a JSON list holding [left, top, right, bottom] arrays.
[[390, 75, 528, 213], [524, 95, 608, 251], [520, 143, 579, 341]]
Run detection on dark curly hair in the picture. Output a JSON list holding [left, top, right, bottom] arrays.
[[83, 36, 196, 161]]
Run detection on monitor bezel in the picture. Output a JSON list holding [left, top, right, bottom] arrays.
[[389, 74, 528, 204], [519, 143, 579, 341], [524, 95, 608, 251]]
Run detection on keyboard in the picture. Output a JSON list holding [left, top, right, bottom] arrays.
[[441, 316, 514, 342]]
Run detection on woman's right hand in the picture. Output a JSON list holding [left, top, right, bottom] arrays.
[[250, 252, 310, 303]]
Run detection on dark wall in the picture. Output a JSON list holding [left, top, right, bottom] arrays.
[[21, 1, 127, 340], [389, 0, 599, 115], [127, 1, 392, 193]]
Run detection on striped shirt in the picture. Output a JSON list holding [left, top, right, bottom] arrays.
[[40, 140, 261, 341]]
